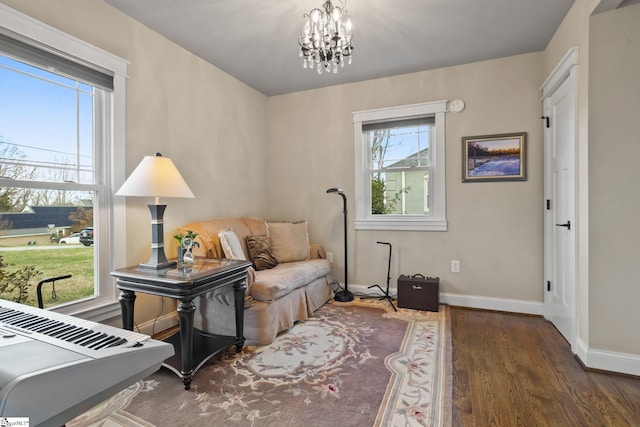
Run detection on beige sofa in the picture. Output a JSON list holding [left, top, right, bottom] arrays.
[[177, 218, 333, 345]]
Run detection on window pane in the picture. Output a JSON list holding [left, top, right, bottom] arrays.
[[371, 169, 429, 215], [0, 50, 99, 309], [0, 189, 95, 308], [0, 55, 95, 185], [367, 122, 432, 216], [368, 125, 431, 169]]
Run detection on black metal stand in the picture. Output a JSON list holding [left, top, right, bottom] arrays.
[[327, 188, 354, 302], [36, 274, 72, 309], [362, 241, 396, 311]]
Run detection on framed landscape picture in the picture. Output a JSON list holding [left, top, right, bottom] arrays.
[[462, 132, 527, 182]]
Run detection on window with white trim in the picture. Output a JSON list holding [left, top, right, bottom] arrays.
[[0, 4, 127, 320], [353, 100, 447, 231]]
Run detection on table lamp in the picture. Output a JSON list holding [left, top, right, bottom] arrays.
[[116, 153, 194, 269]]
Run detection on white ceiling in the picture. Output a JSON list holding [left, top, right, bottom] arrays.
[[105, 0, 575, 96]]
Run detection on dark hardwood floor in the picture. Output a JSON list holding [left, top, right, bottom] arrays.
[[451, 307, 640, 426]]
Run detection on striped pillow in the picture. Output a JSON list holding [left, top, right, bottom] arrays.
[[245, 235, 278, 270]]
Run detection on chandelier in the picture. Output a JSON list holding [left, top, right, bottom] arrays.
[[298, 0, 353, 74]]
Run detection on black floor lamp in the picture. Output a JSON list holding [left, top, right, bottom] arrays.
[[327, 188, 354, 302]]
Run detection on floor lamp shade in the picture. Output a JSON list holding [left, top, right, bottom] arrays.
[[116, 153, 194, 269]]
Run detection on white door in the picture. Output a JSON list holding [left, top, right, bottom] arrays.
[[542, 50, 578, 349]]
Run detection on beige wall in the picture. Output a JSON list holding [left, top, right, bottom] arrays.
[[589, 2, 640, 354], [544, 0, 640, 360], [4, 0, 638, 362], [544, 0, 601, 76], [0, 0, 545, 320], [0, 0, 269, 325], [267, 53, 544, 302], [544, 0, 601, 350]]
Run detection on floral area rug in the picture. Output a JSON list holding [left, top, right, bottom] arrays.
[[68, 298, 451, 427]]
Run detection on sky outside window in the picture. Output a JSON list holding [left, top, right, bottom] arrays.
[[0, 54, 94, 184]]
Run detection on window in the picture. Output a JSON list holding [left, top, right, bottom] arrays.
[[353, 100, 447, 231], [0, 4, 127, 320]]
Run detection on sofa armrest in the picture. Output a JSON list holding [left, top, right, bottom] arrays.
[[246, 265, 255, 294], [309, 243, 326, 259]]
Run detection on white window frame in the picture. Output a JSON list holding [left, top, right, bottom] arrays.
[[0, 4, 129, 322], [353, 100, 447, 231]]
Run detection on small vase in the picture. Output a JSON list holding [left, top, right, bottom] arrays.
[[177, 246, 186, 266], [181, 237, 195, 264], [183, 247, 194, 264]]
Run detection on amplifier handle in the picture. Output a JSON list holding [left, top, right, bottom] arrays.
[[412, 273, 426, 279]]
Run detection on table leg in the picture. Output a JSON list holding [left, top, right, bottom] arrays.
[[233, 278, 246, 353], [177, 298, 195, 390], [119, 289, 136, 331]]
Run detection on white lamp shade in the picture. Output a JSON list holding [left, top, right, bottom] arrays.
[[116, 153, 194, 199]]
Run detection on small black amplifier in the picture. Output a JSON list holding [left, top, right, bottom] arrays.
[[397, 274, 440, 312]]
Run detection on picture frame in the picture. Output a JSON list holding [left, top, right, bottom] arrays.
[[462, 132, 527, 182]]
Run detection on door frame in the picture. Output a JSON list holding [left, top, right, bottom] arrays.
[[541, 47, 579, 351]]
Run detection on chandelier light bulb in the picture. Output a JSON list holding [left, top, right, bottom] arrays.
[[310, 9, 321, 22], [332, 7, 341, 21], [298, 0, 353, 76]]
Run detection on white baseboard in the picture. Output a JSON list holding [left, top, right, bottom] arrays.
[[347, 283, 393, 298], [347, 283, 640, 377], [576, 337, 640, 377], [347, 283, 544, 315], [135, 312, 179, 337], [439, 292, 545, 315]]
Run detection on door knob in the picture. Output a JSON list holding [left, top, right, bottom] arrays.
[[555, 221, 571, 230]]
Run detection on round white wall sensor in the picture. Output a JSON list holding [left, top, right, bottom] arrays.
[[449, 99, 465, 113]]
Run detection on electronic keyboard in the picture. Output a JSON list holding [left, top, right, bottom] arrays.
[[0, 298, 174, 427]]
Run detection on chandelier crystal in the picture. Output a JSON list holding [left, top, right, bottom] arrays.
[[298, 0, 353, 75]]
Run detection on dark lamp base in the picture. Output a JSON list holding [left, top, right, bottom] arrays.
[[139, 260, 177, 270], [334, 289, 355, 302]]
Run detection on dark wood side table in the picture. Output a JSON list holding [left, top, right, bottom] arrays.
[[112, 258, 251, 390]]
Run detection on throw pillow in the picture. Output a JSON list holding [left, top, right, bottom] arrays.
[[266, 221, 310, 263], [218, 229, 246, 260], [245, 235, 278, 270]]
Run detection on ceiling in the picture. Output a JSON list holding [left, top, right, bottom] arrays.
[[105, 0, 575, 96]]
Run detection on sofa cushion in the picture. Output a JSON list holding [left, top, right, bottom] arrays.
[[246, 235, 278, 271], [250, 259, 331, 301], [241, 217, 268, 236], [266, 221, 310, 263], [218, 229, 247, 260], [180, 218, 252, 259]]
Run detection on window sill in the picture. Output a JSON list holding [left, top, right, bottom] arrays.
[[52, 298, 121, 324], [354, 217, 448, 231]]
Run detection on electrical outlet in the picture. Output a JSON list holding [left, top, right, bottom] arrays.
[[451, 260, 460, 273], [327, 252, 334, 263]]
